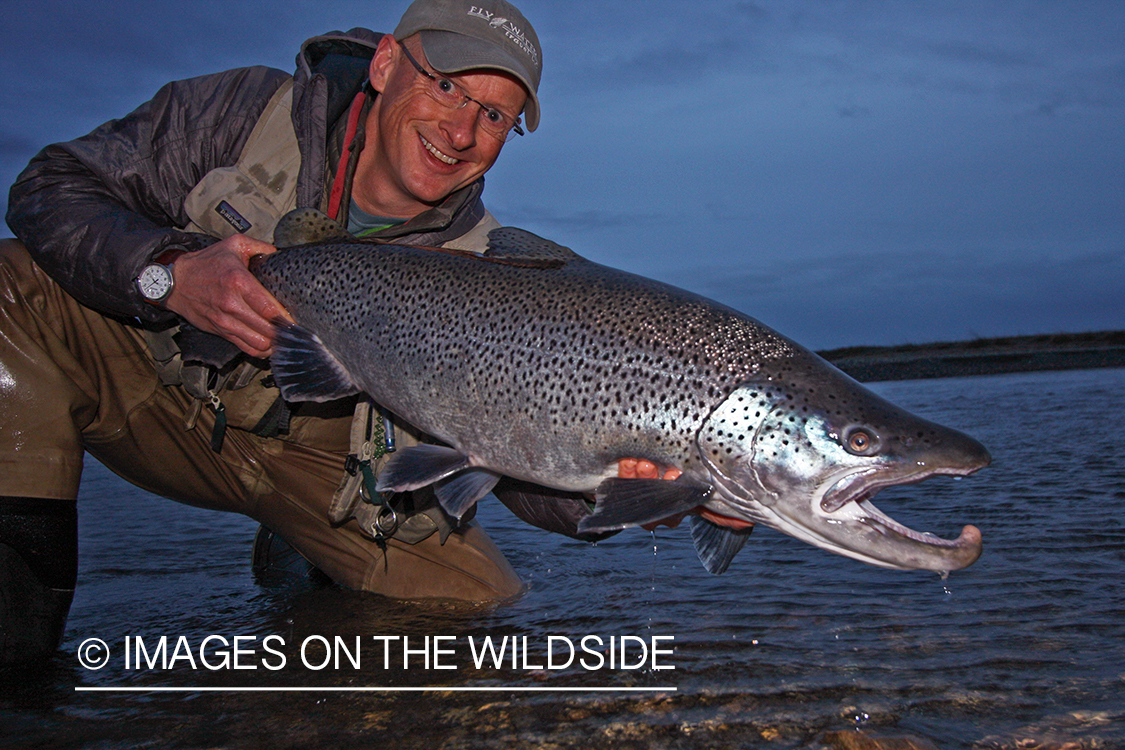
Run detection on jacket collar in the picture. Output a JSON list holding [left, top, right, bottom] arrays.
[[307, 32, 489, 247]]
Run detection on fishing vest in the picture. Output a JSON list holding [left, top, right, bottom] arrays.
[[144, 78, 303, 412], [149, 77, 498, 405], [148, 77, 496, 543], [183, 78, 300, 242], [181, 77, 498, 249]]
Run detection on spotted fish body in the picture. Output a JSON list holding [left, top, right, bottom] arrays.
[[255, 213, 989, 575]]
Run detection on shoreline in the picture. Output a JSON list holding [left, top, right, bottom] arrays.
[[817, 330, 1125, 382]]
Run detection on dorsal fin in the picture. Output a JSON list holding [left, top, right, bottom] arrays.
[[482, 227, 580, 268], [272, 208, 353, 248]]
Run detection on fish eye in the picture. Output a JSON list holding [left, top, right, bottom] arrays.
[[844, 428, 877, 455]]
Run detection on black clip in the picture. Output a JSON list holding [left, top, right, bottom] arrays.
[[207, 391, 227, 453]]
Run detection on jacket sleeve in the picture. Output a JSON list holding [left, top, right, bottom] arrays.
[[5, 65, 291, 324]]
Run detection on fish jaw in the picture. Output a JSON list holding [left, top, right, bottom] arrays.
[[707, 464, 985, 572], [805, 460, 986, 571], [697, 374, 991, 573], [783, 406, 990, 572]]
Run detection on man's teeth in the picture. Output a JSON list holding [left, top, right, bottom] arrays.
[[421, 136, 458, 165]]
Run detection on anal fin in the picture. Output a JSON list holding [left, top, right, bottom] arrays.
[[434, 468, 502, 520], [375, 445, 471, 493], [689, 515, 753, 575]]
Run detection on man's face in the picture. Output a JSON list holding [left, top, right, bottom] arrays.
[[355, 34, 528, 218]]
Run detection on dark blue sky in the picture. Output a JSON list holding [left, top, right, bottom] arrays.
[[2, 0, 1122, 349]]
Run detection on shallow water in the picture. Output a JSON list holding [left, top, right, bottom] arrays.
[[3, 368, 1123, 749]]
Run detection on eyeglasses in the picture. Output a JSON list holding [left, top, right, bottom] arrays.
[[398, 42, 524, 143]]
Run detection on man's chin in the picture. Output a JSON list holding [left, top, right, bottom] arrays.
[[408, 175, 478, 206]]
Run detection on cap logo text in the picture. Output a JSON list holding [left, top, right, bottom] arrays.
[[468, 6, 539, 65]]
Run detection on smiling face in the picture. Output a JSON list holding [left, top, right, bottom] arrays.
[[353, 34, 529, 219]]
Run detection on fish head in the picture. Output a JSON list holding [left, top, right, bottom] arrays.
[[696, 355, 989, 573]]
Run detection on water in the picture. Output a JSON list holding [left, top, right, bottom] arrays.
[[3, 368, 1123, 749]]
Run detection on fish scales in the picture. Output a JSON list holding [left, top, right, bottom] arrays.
[[252, 216, 990, 575], [255, 240, 797, 489]]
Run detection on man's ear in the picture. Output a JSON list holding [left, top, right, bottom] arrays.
[[368, 34, 398, 93]]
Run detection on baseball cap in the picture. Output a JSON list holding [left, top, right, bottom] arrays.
[[394, 0, 542, 131]]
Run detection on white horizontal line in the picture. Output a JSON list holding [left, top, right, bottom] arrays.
[[75, 686, 677, 693]]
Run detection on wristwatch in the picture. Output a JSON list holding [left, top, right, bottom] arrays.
[[136, 247, 187, 305]]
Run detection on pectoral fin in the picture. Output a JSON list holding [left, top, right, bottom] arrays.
[[689, 515, 754, 575], [492, 479, 618, 542], [270, 323, 361, 403], [577, 477, 712, 534]]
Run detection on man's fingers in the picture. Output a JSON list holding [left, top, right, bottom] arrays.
[[238, 279, 292, 327], [616, 459, 682, 481], [618, 458, 638, 478], [213, 309, 275, 357], [163, 234, 294, 355], [642, 512, 687, 531], [217, 240, 294, 328]]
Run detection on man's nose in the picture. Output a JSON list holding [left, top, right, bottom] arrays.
[[440, 104, 478, 150]]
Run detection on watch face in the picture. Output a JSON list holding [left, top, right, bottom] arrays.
[[138, 264, 173, 301]]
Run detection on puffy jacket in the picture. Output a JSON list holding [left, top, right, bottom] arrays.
[[6, 28, 488, 327]]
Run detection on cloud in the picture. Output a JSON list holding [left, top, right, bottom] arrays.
[[663, 245, 1125, 349], [2, 0, 1122, 345], [0, 134, 37, 158], [496, 203, 663, 233], [923, 40, 1041, 69], [734, 2, 771, 22], [540, 2, 778, 94], [836, 105, 872, 119]]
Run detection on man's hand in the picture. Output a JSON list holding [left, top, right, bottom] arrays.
[[164, 234, 293, 358]]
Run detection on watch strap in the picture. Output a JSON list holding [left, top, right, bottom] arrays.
[[152, 246, 189, 267]]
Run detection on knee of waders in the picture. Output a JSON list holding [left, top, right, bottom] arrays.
[[0, 498, 78, 669], [250, 525, 332, 589]]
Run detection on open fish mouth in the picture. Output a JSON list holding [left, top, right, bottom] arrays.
[[809, 467, 985, 571], [854, 490, 981, 551]]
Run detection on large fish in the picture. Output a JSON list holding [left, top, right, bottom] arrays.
[[254, 210, 989, 576]]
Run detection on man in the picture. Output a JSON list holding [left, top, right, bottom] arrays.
[[1, 0, 545, 668]]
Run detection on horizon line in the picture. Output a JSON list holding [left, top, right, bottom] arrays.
[[75, 685, 677, 693]]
